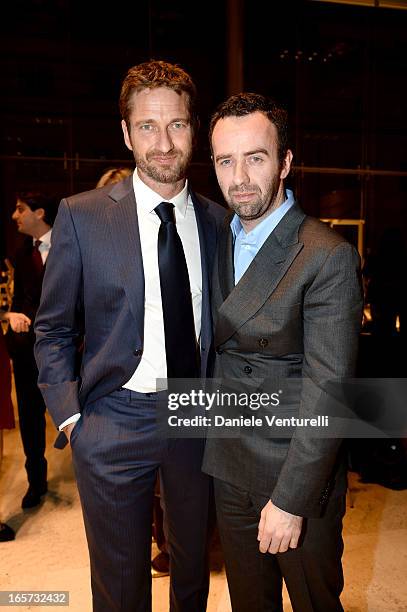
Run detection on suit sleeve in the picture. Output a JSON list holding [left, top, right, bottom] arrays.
[[270, 241, 363, 517], [34, 199, 84, 429]]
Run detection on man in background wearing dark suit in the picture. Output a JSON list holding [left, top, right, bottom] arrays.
[[8, 193, 56, 509], [35, 61, 225, 611], [203, 93, 363, 611]]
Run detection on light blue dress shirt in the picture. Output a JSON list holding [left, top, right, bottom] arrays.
[[230, 189, 295, 284]]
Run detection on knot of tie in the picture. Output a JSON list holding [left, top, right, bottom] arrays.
[[31, 239, 44, 274], [154, 201, 175, 224]]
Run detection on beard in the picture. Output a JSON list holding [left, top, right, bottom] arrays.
[[226, 173, 282, 221], [134, 147, 192, 184]]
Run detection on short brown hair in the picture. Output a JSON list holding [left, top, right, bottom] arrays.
[[119, 60, 198, 135], [209, 92, 289, 164]]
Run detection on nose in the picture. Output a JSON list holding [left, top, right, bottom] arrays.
[[232, 159, 249, 187], [12, 210, 18, 221], [156, 127, 174, 154]]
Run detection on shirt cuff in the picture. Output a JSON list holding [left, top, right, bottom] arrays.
[[59, 413, 81, 431]]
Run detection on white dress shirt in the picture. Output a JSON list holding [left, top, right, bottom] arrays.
[[35, 229, 52, 264], [123, 170, 202, 392]]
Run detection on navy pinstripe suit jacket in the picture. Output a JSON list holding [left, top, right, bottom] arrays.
[[34, 175, 225, 430]]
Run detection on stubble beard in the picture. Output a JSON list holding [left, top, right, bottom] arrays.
[[228, 173, 281, 221], [135, 148, 192, 184]]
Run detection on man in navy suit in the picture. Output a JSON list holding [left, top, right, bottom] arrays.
[[35, 61, 225, 612]]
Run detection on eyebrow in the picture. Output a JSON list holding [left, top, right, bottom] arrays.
[[134, 117, 189, 126], [215, 148, 269, 163], [245, 148, 269, 157]]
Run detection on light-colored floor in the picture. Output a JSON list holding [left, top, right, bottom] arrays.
[[1, 411, 407, 612]]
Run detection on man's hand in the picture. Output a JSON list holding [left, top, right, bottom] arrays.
[[2, 311, 31, 333], [63, 422, 76, 444], [257, 500, 303, 554]]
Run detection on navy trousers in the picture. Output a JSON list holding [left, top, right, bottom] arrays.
[[71, 388, 210, 612]]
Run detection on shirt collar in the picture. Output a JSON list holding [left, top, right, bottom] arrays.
[[33, 228, 52, 247], [230, 189, 294, 243], [133, 169, 189, 217]]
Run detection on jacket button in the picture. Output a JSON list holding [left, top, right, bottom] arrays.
[[259, 338, 268, 348], [243, 365, 252, 374], [216, 348, 223, 355], [133, 349, 143, 357]]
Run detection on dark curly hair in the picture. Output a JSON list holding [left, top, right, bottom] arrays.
[[209, 92, 289, 164]]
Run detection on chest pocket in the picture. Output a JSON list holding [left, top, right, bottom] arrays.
[[234, 302, 303, 355]]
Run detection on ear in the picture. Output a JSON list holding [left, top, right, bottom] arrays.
[[34, 207, 45, 221], [121, 120, 133, 152], [280, 150, 293, 180]]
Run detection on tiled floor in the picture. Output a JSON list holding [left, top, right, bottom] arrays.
[[1, 412, 406, 611]]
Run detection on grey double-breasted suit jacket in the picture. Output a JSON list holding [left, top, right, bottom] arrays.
[[203, 203, 363, 517]]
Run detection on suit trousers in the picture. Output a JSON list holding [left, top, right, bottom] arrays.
[[12, 349, 47, 488], [71, 388, 210, 612], [214, 478, 345, 612]]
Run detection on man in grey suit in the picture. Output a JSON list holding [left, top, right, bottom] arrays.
[[34, 61, 225, 611], [202, 93, 363, 611]]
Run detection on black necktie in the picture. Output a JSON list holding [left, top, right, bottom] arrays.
[[154, 201, 199, 379], [32, 239, 43, 275]]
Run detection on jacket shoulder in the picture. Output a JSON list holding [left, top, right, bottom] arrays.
[[300, 215, 351, 249], [63, 185, 111, 212], [194, 192, 227, 223]]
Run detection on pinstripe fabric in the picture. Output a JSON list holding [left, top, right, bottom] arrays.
[[35, 176, 225, 427]]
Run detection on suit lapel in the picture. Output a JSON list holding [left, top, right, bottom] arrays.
[[215, 204, 306, 347], [190, 191, 218, 367], [191, 191, 216, 280], [217, 217, 235, 303], [106, 177, 145, 342]]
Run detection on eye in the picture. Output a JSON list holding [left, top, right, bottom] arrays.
[[248, 155, 263, 165], [170, 121, 187, 130], [219, 159, 232, 167], [139, 123, 155, 132]]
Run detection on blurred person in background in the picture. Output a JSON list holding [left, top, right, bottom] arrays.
[[7, 192, 58, 509], [95, 166, 133, 188], [0, 307, 31, 540]]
